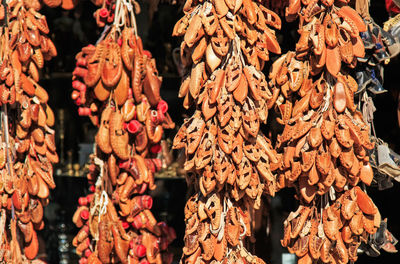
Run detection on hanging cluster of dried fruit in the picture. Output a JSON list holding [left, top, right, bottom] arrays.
[[17, 0, 79, 10], [71, 0, 176, 263], [0, 1, 58, 262], [19, 0, 119, 11], [281, 186, 380, 263], [269, 1, 382, 263], [73, 186, 175, 264], [173, 0, 281, 262]]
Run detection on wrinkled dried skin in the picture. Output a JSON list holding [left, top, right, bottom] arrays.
[[143, 58, 162, 107], [186, 113, 206, 154], [85, 42, 105, 87], [97, 221, 114, 263], [109, 111, 131, 160], [121, 28, 135, 71], [113, 68, 129, 106], [95, 106, 113, 154]]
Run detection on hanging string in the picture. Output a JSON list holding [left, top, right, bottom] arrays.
[[98, 190, 109, 223], [113, 0, 125, 30], [124, 0, 137, 34], [111, 0, 138, 36], [94, 156, 105, 188]]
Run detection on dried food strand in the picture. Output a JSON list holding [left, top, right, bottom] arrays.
[[71, 1, 176, 263], [174, 0, 281, 262]]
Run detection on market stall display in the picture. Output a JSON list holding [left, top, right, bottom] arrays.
[[70, 0, 176, 263], [173, 0, 282, 262], [1, 0, 399, 263], [0, 0, 58, 262], [267, 0, 394, 263], [22, 0, 99, 11]]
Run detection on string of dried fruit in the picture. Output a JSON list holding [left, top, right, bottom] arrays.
[[280, 186, 381, 263], [268, 1, 384, 263], [172, 0, 281, 263], [72, 165, 176, 264], [23, 0, 86, 10], [70, 0, 176, 263], [18, 0, 74, 10], [21, 0, 114, 11], [0, 0, 58, 262]]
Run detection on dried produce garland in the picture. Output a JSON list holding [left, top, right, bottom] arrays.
[[22, 0, 93, 10], [17, 0, 74, 10], [0, 0, 58, 262], [280, 187, 380, 263], [20, 0, 124, 11], [71, 0, 176, 263], [268, 0, 388, 263], [173, 0, 281, 262]]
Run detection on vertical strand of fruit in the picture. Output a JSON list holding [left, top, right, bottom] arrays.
[[173, 0, 281, 262], [0, 0, 58, 262], [269, 1, 384, 263], [71, 1, 176, 263]]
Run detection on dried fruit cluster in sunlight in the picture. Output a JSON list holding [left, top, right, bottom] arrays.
[[70, 1, 176, 263], [0, 1, 58, 262], [173, 0, 282, 262], [268, 1, 384, 263]]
